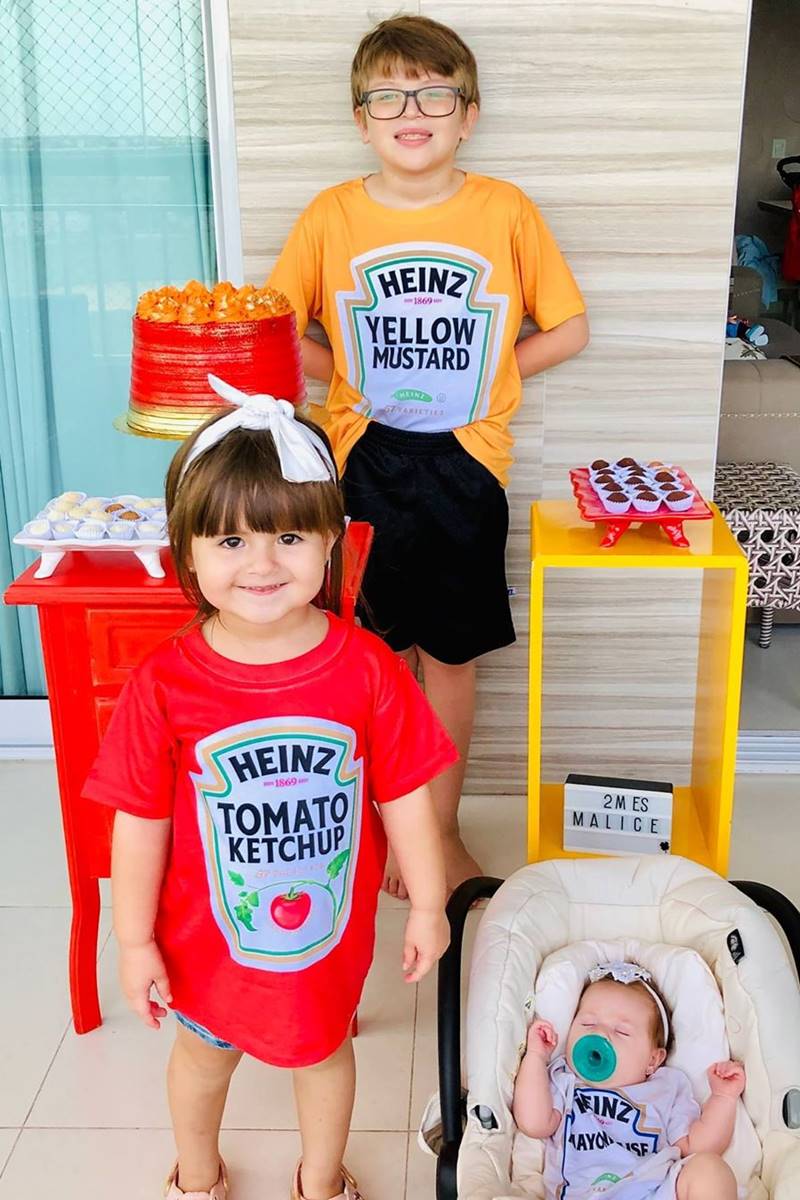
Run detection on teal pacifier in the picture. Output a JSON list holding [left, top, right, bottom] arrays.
[[572, 1034, 617, 1082]]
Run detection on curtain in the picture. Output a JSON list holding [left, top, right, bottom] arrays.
[[0, 0, 217, 696]]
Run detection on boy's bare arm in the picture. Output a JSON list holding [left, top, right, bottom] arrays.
[[300, 334, 334, 383], [514, 313, 590, 380], [512, 1020, 562, 1138]]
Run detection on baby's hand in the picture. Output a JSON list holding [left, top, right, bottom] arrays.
[[708, 1060, 746, 1099], [527, 1018, 558, 1060]]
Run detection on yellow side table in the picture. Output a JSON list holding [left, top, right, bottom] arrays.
[[529, 501, 748, 875]]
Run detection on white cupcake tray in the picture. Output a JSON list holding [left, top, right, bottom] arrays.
[[12, 534, 169, 580]]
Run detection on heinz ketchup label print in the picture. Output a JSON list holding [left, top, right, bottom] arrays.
[[192, 717, 362, 972]]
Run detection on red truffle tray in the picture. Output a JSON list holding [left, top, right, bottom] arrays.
[[569, 467, 712, 548]]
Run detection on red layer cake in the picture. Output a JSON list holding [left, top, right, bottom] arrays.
[[126, 282, 305, 438]]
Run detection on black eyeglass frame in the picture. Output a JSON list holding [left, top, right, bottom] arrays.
[[358, 85, 466, 120]]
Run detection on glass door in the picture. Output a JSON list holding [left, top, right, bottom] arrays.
[[0, 0, 218, 743]]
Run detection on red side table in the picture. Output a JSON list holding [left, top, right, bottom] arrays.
[[4, 523, 372, 1034]]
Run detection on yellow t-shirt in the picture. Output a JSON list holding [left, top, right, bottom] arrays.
[[269, 174, 585, 486]]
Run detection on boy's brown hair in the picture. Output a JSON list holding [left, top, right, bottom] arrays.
[[351, 14, 480, 111], [165, 413, 346, 622]]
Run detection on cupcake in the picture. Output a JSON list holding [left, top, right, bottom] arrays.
[[24, 519, 53, 539], [632, 489, 662, 513], [601, 490, 632, 514], [51, 519, 79, 537], [109, 521, 136, 540], [75, 521, 107, 540], [665, 490, 693, 512], [136, 520, 166, 539]]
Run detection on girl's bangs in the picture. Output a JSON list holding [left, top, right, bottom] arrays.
[[183, 436, 340, 538], [194, 476, 336, 538]]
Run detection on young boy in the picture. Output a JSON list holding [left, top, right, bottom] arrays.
[[269, 15, 589, 897]]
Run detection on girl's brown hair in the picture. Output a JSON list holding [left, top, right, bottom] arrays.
[[165, 411, 346, 623], [351, 15, 480, 111]]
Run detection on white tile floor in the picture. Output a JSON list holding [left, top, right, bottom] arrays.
[[1, 761, 798, 1198]]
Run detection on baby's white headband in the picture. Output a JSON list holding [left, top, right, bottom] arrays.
[[178, 374, 337, 484], [588, 961, 670, 1044]]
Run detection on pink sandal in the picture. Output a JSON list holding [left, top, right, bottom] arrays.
[[290, 1161, 363, 1200], [164, 1159, 228, 1199]]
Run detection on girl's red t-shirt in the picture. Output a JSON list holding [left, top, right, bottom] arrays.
[[83, 615, 457, 1067]]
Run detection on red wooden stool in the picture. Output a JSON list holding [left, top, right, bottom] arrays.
[[5, 522, 372, 1034]]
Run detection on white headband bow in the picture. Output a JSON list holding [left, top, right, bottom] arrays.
[[179, 374, 337, 484], [588, 961, 670, 1044]]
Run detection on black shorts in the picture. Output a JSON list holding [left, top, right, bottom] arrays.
[[341, 423, 515, 665]]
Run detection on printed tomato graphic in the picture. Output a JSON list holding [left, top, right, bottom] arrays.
[[270, 886, 312, 931]]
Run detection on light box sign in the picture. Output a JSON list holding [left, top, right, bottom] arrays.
[[563, 774, 673, 857]]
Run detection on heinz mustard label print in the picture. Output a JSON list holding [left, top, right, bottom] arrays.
[[192, 718, 362, 972], [336, 243, 508, 430]]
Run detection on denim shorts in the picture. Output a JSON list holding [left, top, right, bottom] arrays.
[[174, 1010, 238, 1051]]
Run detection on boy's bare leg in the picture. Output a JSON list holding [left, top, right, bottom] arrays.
[[293, 1037, 356, 1200], [384, 649, 481, 899], [420, 651, 482, 893], [383, 647, 420, 899], [167, 1022, 242, 1191]]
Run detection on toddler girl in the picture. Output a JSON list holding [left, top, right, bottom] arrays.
[[84, 377, 456, 1200], [512, 961, 745, 1198]]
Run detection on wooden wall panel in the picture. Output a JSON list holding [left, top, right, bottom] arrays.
[[228, 0, 750, 794]]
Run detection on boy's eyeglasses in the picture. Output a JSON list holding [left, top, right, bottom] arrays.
[[359, 85, 464, 120]]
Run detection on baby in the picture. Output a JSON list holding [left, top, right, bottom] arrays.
[[512, 962, 745, 1199]]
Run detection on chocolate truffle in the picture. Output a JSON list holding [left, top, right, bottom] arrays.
[[591, 459, 610, 471]]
